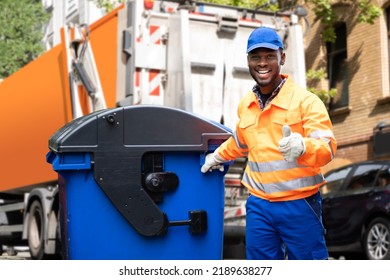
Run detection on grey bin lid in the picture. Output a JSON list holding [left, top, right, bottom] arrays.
[[48, 105, 232, 238], [49, 105, 231, 153]]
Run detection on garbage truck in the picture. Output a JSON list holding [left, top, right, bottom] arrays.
[[0, 0, 307, 259]]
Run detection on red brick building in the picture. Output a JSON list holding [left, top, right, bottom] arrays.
[[303, 0, 390, 172]]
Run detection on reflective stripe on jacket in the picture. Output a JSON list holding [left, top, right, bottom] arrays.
[[218, 75, 337, 202]]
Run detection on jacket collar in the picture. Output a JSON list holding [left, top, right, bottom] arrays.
[[247, 74, 293, 109], [271, 74, 296, 110]]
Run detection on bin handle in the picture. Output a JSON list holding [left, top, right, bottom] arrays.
[[168, 210, 207, 234]]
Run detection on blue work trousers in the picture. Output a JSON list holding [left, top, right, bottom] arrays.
[[245, 192, 328, 260]]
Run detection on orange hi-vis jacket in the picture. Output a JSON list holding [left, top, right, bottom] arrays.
[[217, 75, 337, 202]]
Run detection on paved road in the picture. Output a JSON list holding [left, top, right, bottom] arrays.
[[0, 247, 30, 260]]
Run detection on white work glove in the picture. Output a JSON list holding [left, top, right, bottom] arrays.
[[278, 125, 306, 162], [201, 149, 226, 173]]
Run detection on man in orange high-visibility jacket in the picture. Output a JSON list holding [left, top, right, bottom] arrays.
[[201, 27, 337, 260]]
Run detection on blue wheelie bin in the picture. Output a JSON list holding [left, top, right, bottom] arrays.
[[46, 105, 231, 260]]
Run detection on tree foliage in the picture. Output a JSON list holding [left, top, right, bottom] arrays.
[[306, 0, 382, 42], [0, 0, 49, 79], [90, 0, 126, 12], [306, 68, 336, 105]]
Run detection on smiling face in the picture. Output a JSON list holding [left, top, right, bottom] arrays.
[[247, 47, 286, 94]]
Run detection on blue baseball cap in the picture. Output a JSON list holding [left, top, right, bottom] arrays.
[[246, 27, 284, 53]]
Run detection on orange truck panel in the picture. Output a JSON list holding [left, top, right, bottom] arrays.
[[0, 45, 71, 193], [0, 6, 122, 193]]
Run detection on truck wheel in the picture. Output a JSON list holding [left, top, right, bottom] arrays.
[[28, 200, 45, 260], [363, 217, 390, 260]]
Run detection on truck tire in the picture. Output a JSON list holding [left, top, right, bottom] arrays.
[[28, 200, 45, 260], [363, 217, 390, 260]]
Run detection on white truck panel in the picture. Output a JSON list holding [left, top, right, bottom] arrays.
[[188, 19, 225, 124]]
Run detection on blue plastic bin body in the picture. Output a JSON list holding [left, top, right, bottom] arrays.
[[47, 106, 231, 260], [52, 152, 226, 260]]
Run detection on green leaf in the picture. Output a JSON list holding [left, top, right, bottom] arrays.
[[0, 0, 49, 78]]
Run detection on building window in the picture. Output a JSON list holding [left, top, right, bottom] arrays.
[[326, 22, 348, 110]]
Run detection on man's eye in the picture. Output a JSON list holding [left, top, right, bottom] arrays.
[[249, 55, 277, 62]]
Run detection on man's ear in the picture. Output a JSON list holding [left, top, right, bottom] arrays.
[[280, 51, 286, 65]]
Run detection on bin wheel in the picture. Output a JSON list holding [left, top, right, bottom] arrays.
[[28, 200, 45, 260]]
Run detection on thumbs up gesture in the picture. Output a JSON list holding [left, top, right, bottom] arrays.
[[278, 125, 306, 162]]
